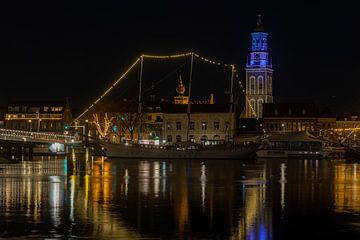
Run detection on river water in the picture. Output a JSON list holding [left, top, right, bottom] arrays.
[[0, 154, 360, 239]]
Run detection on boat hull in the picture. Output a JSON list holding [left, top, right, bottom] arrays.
[[101, 143, 259, 159]]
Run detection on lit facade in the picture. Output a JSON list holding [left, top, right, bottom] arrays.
[[163, 104, 235, 144], [245, 15, 273, 118], [4, 100, 72, 133], [262, 103, 336, 138]]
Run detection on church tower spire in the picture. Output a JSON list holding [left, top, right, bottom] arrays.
[[174, 72, 189, 105], [245, 15, 274, 118]]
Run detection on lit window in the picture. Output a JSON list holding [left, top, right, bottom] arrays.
[[201, 121, 207, 130], [51, 107, 63, 112], [225, 121, 230, 130]]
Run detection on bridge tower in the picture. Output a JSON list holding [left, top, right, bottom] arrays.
[[245, 15, 273, 118]]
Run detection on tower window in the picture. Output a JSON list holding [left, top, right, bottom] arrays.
[[250, 76, 255, 94], [258, 76, 264, 94]]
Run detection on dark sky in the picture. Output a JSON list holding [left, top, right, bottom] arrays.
[[0, 1, 359, 115]]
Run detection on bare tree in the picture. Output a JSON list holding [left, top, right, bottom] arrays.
[[117, 113, 140, 141], [91, 113, 115, 139]]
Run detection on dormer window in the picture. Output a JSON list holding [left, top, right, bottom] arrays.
[[51, 106, 63, 112], [302, 109, 306, 115], [288, 109, 292, 115], [274, 109, 278, 116]]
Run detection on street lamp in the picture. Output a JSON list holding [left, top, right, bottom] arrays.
[[36, 111, 40, 132], [28, 119, 32, 131], [354, 133, 357, 147]]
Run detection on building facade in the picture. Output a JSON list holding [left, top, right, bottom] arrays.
[[4, 100, 72, 133], [163, 104, 236, 144], [262, 103, 336, 138], [245, 15, 273, 118]]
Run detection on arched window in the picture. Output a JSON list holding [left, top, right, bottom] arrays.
[[189, 135, 196, 142], [167, 135, 172, 142], [249, 76, 255, 94], [213, 135, 221, 145], [176, 135, 182, 142], [201, 135, 208, 143], [258, 76, 264, 94]]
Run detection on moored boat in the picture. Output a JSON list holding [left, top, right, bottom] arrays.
[[101, 141, 259, 159], [256, 132, 327, 159]]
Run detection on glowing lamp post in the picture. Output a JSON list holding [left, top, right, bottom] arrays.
[[28, 119, 32, 131]]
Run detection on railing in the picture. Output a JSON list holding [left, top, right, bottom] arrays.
[[0, 128, 77, 143]]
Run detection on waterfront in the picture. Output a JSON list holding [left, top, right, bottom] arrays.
[[0, 154, 360, 239]]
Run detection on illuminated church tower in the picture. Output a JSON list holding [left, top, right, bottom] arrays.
[[245, 15, 273, 118], [174, 73, 189, 105]]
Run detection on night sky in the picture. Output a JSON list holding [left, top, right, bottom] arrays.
[[0, 1, 359, 115]]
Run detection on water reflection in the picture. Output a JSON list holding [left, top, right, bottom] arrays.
[[1, 153, 360, 239], [334, 163, 360, 212]]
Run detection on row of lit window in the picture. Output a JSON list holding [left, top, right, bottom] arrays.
[[5, 114, 63, 119], [166, 121, 230, 131], [6, 121, 63, 130], [266, 122, 315, 132], [167, 134, 223, 143], [8, 106, 63, 112]]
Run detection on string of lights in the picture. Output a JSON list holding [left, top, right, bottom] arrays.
[[76, 57, 141, 121], [142, 53, 193, 59], [246, 98, 258, 118], [142, 52, 247, 93], [76, 52, 247, 121]]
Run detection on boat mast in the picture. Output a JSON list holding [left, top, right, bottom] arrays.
[[137, 55, 144, 142], [186, 52, 194, 142], [230, 64, 235, 112]]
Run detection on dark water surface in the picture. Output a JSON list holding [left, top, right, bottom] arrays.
[[1, 155, 360, 239]]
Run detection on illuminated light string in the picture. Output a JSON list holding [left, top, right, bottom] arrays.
[[76, 52, 245, 121], [246, 98, 258, 118], [76, 57, 141, 120]]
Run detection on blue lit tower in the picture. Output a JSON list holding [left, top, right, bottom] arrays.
[[245, 15, 273, 118]]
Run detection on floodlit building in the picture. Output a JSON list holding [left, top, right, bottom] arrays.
[[245, 15, 274, 118], [4, 100, 72, 133], [262, 102, 336, 137]]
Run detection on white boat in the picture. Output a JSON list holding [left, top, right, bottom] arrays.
[[256, 132, 327, 159], [101, 142, 259, 159]]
